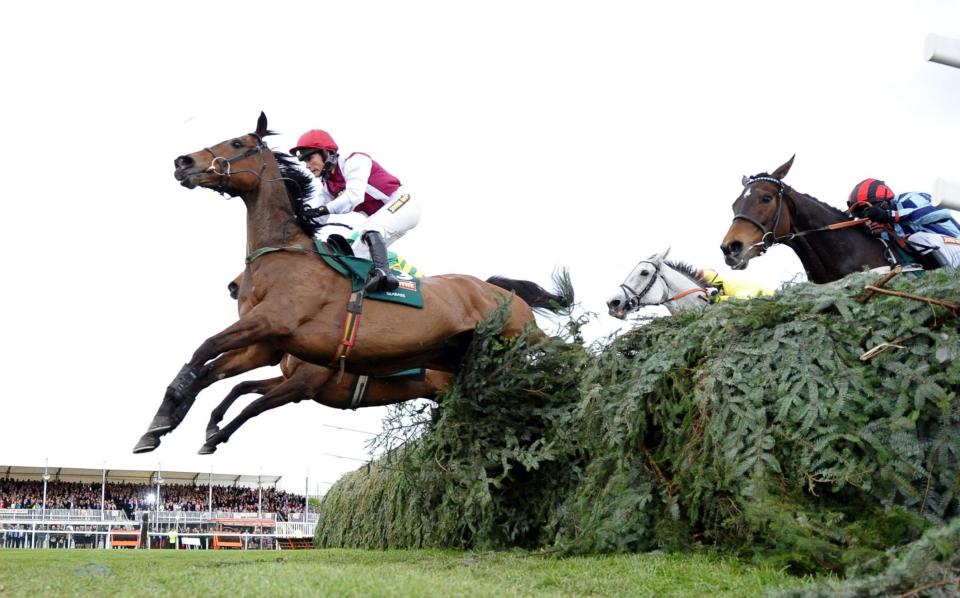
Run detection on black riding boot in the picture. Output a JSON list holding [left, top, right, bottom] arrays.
[[920, 248, 950, 270], [362, 231, 399, 293]]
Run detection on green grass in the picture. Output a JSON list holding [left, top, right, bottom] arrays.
[[0, 548, 817, 597]]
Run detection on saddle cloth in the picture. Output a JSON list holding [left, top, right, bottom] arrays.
[[314, 238, 424, 308]]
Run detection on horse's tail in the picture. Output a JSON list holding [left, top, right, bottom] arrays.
[[486, 268, 575, 316]]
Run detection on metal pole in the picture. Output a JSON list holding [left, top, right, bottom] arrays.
[[257, 470, 263, 519], [208, 468, 213, 516], [925, 33, 960, 70], [42, 458, 49, 521], [156, 463, 162, 533], [101, 461, 106, 521]]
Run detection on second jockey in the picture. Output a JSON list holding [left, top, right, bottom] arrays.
[[847, 178, 960, 269], [290, 129, 422, 292]]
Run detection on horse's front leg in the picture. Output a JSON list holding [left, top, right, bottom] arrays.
[[205, 376, 284, 442], [134, 314, 284, 453]]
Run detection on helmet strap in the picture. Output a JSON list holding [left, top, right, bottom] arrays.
[[320, 150, 339, 179]]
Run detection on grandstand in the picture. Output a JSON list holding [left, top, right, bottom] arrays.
[[0, 464, 317, 550]]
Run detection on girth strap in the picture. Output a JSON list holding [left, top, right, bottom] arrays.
[[333, 289, 366, 382]]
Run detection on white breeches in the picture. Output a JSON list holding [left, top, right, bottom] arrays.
[[350, 191, 422, 259], [907, 232, 960, 268]]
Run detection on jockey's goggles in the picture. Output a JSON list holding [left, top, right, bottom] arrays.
[[295, 149, 322, 162]]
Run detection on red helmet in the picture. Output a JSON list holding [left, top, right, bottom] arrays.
[[289, 129, 338, 156], [847, 178, 895, 212]]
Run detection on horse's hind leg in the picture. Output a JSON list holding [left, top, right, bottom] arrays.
[[198, 377, 312, 455], [205, 376, 283, 441]]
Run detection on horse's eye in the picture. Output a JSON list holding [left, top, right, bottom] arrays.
[[231, 140, 244, 149], [761, 195, 773, 203], [640, 271, 649, 277]]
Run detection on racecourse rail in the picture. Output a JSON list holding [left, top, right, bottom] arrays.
[[0, 508, 317, 550]]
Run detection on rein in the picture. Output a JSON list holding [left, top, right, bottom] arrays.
[[734, 176, 875, 254]]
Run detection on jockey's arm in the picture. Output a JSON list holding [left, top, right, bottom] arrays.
[[324, 154, 374, 214]]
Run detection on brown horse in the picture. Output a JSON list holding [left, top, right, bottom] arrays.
[[196, 276, 453, 454], [719, 156, 894, 283], [133, 112, 573, 453]]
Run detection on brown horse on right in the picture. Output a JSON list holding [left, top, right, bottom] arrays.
[[134, 112, 573, 453]]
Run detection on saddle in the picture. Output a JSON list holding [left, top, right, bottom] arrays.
[[317, 234, 424, 308]]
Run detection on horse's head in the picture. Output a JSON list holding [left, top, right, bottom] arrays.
[[606, 248, 672, 319], [720, 155, 797, 270], [173, 112, 273, 196]]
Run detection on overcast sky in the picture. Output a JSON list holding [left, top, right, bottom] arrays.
[[1, 1, 958, 496]]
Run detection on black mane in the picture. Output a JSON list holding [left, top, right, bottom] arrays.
[[664, 260, 710, 288], [273, 152, 321, 236]]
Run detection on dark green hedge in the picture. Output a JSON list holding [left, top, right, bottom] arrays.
[[315, 269, 960, 578]]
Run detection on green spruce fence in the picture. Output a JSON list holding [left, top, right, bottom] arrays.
[[316, 269, 960, 578]]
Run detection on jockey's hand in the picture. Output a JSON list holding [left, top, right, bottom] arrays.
[[862, 206, 893, 223], [301, 206, 330, 220], [867, 221, 889, 235]]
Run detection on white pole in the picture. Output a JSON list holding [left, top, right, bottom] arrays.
[[304, 472, 309, 518], [156, 463, 162, 531], [208, 468, 213, 516], [257, 469, 263, 519], [101, 461, 106, 521], [41, 458, 49, 521], [925, 34, 960, 70], [932, 179, 960, 212]]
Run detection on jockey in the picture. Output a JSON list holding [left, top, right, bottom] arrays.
[[696, 268, 772, 301], [290, 129, 422, 293], [847, 178, 960, 269]]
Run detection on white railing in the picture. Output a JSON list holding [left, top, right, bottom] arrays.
[[275, 522, 316, 537], [0, 508, 128, 522]]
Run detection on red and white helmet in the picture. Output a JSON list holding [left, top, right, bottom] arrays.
[[290, 129, 338, 158], [847, 178, 895, 213]]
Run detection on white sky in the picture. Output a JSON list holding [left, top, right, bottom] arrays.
[[1, 1, 958, 496]]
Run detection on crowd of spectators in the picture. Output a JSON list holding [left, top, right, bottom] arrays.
[[0, 478, 305, 520]]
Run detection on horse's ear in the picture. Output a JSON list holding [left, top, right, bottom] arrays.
[[771, 155, 795, 180], [658, 247, 671, 261], [256, 112, 268, 137], [741, 175, 750, 187]]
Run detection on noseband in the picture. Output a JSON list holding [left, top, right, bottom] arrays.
[[731, 176, 789, 254], [203, 133, 268, 195]]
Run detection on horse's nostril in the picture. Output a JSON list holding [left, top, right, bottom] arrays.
[[723, 241, 743, 255], [607, 299, 620, 309], [175, 155, 194, 169]]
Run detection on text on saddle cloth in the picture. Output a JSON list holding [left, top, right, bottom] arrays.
[[315, 238, 424, 308]]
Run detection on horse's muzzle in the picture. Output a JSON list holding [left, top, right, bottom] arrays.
[[174, 169, 200, 189]]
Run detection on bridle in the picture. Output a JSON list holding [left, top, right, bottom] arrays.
[[202, 132, 269, 195], [731, 175, 790, 255], [617, 259, 709, 313]]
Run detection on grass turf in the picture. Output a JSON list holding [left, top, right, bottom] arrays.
[[0, 548, 817, 597]]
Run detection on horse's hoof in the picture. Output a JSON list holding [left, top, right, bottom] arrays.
[[205, 427, 220, 442], [148, 415, 174, 434], [198, 444, 217, 455], [133, 433, 160, 454]]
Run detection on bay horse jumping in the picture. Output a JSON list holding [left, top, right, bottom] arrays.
[[606, 248, 713, 318], [134, 112, 573, 453], [197, 276, 453, 455], [719, 156, 895, 283]]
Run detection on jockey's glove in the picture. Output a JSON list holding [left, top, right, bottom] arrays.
[[862, 206, 893, 223], [301, 206, 330, 220]]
